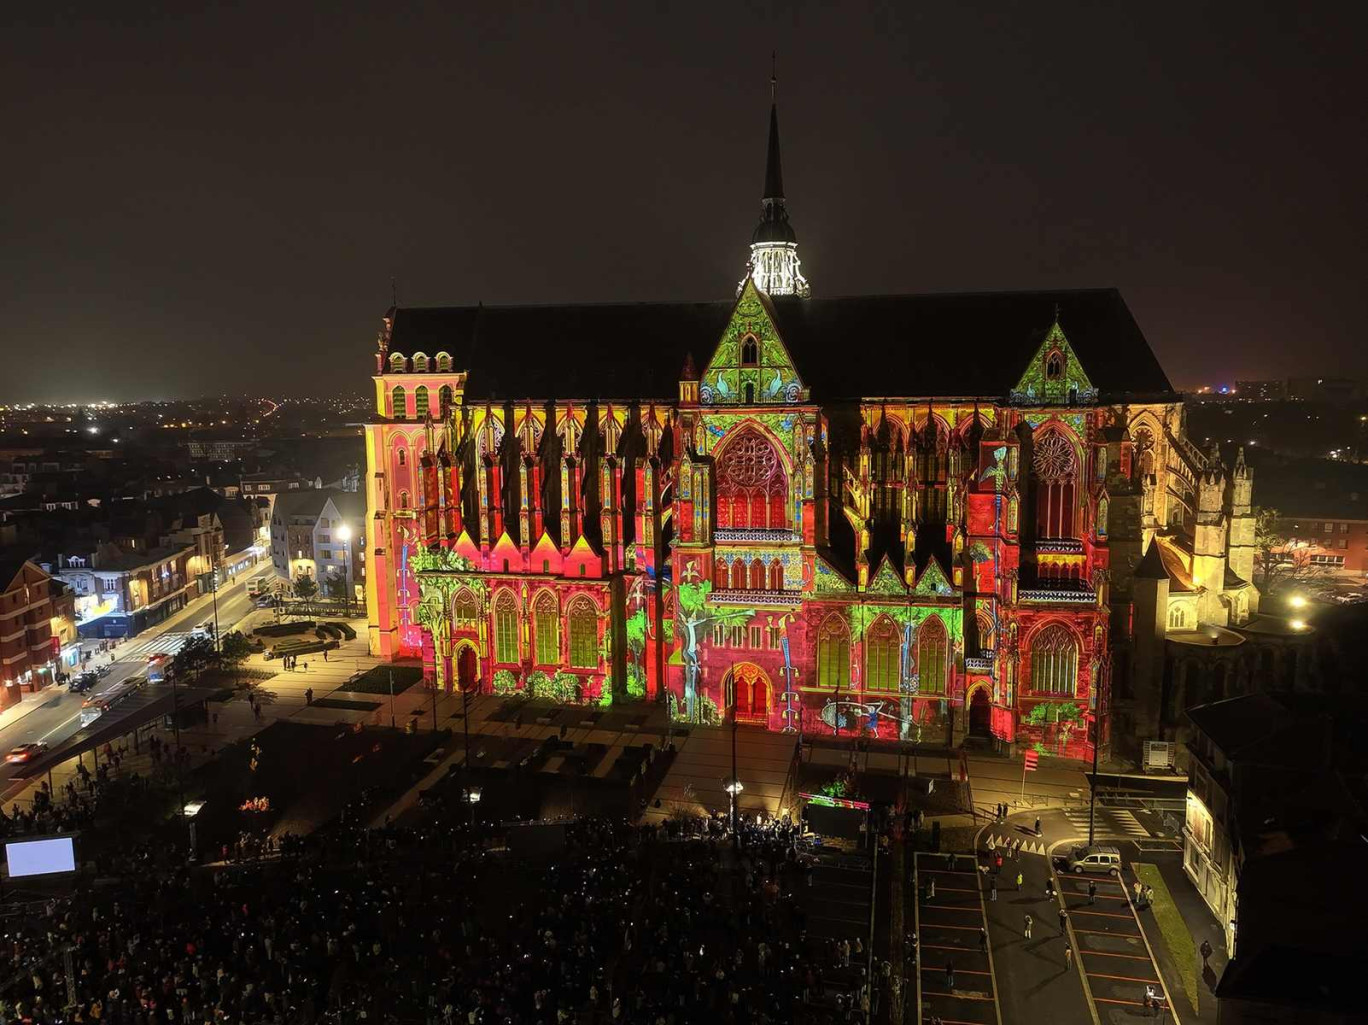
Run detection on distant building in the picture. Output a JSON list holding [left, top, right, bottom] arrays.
[[269, 489, 366, 600], [1287, 376, 1361, 405], [1232, 379, 1286, 402], [240, 472, 322, 498], [185, 436, 258, 461], [50, 543, 195, 639], [0, 557, 61, 707]]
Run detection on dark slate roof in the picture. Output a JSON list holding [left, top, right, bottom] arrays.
[[1186, 693, 1288, 756], [384, 288, 1174, 403]]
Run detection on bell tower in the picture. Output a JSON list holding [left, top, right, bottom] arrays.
[[740, 63, 811, 298]]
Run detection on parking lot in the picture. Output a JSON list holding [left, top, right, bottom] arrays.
[[1057, 862, 1176, 1022], [913, 851, 1000, 1025]]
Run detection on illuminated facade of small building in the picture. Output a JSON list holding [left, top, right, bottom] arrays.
[[362, 96, 1225, 752]]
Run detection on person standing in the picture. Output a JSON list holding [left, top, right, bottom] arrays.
[[1133, 880, 1143, 903], [1015, 870, 1023, 892], [979, 928, 988, 954], [1088, 881, 1097, 906], [1034, 816, 1041, 836], [945, 961, 955, 990], [1058, 908, 1068, 934], [1023, 914, 1033, 939], [1064, 944, 1073, 969], [989, 879, 997, 902], [928, 877, 936, 899], [1200, 939, 1213, 967]]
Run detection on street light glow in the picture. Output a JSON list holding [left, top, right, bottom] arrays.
[[336, 524, 351, 542], [1288, 594, 1307, 609], [1289, 619, 1307, 631]]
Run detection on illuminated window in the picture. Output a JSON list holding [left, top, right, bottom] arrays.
[[435, 352, 453, 372], [389, 353, 406, 373], [1046, 352, 1063, 380], [1033, 430, 1079, 539], [439, 385, 454, 413], [454, 589, 479, 628], [714, 560, 729, 590], [749, 558, 765, 590], [768, 559, 784, 591], [391, 386, 407, 419], [397, 448, 406, 467], [494, 591, 518, 663], [716, 429, 788, 529], [568, 598, 597, 668], [866, 617, 900, 693], [741, 335, 759, 366], [414, 386, 429, 419], [918, 617, 948, 695], [534, 592, 559, 665], [398, 491, 409, 510], [1030, 625, 1078, 696], [1168, 606, 1187, 630], [817, 616, 850, 691], [412, 352, 429, 372]]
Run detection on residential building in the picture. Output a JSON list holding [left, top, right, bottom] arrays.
[[0, 557, 60, 708], [51, 543, 194, 639], [269, 488, 366, 599]]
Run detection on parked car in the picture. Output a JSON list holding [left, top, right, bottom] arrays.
[[1065, 843, 1122, 876], [6, 743, 49, 764]]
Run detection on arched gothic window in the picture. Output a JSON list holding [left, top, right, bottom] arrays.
[[918, 617, 948, 695], [975, 610, 995, 653], [392, 386, 407, 419], [817, 616, 850, 691], [396, 447, 406, 467], [412, 352, 429, 372], [716, 430, 788, 530], [741, 335, 759, 366], [435, 352, 453, 372], [749, 558, 765, 590], [414, 386, 429, 420], [1033, 431, 1079, 539], [920, 421, 949, 524], [1046, 352, 1063, 380], [768, 559, 784, 591], [494, 591, 518, 664], [568, 598, 598, 668], [534, 592, 559, 665], [732, 556, 746, 589], [1168, 605, 1188, 630], [438, 385, 454, 414], [398, 491, 409, 510], [454, 590, 479, 628], [714, 560, 729, 590], [1030, 625, 1079, 696], [1133, 426, 1155, 477], [866, 617, 900, 693]]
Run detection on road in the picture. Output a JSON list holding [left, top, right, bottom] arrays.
[[0, 562, 275, 786]]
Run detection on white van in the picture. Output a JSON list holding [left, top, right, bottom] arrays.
[[1065, 844, 1122, 876]]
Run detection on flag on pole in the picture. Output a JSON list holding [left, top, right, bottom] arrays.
[[1023, 749, 1039, 772]]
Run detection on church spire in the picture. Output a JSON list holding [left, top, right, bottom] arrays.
[[740, 58, 810, 299]]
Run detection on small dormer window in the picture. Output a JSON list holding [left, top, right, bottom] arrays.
[[412, 352, 429, 373], [389, 353, 406, 373], [1046, 352, 1063, 381], [436, 352, 453, 372], [741, 335, 759, 366]]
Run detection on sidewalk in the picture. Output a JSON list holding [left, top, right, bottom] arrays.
[[1144, 853, 1225, 1024]]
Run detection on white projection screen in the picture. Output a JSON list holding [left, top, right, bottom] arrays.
[[5, 836, 77, 878]]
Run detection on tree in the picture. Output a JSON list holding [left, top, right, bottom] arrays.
[[1254, 506, 1323, 593], [293, 575, 318, 615], [219, 631, 253, 689], [170, 634, 216, 681]]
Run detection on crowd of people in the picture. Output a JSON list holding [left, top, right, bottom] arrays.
[[0, 808, 885, 1025]]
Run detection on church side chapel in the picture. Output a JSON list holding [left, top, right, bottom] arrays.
[[361, 88, 1257, 757]]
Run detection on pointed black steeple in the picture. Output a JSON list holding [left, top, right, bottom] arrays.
[[753, 59, 796, 246]]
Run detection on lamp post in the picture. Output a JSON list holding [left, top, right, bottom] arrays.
[[336, 524, 353, 615], [728, 680, 742, 848]]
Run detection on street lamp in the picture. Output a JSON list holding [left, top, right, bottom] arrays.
[[335, 524, 353, 614], [724, 777, 744, 845], [1288, 594, 1307, 609]]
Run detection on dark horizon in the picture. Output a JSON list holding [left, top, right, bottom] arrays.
[[4, 2, 1366, 403]]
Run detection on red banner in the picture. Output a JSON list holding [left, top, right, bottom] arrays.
[[1023, 750, 1039, 772]]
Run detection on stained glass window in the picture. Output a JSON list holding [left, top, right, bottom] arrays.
[[1030, 625, 1078, 696], [454, 590, 479, 628], [918, 617, 948, 695], [534, 592, 559, 665], [866, 617, 900, 693], [494, 591, 518, 664], [1034, 430, 1078, 539], [817, 616, 850, 691], [716, 430, 788, 530], [568, 598, 597, 668]]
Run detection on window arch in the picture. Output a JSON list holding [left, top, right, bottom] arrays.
[[1133, 426, 1156, 477], [975, 610, 995, 652], [749, 557, 765, 590], [534, 591, 559, 665], [568, 597, 598, 668], [917, 617, 948, 695], [1168, 605, 1188, 630], [732, 556, 745, 589], [1033, 430, 1079, 539], [1046, 351, 1063, 380], [1029, 625, 1079, 696], [716, 429, 789, 529], [817, 616, 850, 691], [768, 558, 784, 591], [396, 447, 407, 467], [454, 589, 479, 628], [398, 491, 409, 510], [389, 353, 406, 373], [438, 385, 454, 414], [435, 352, 453, 372], [414, 386, 429, 420], [412, 352, 429, 372], [714, 560, 729, 590], [866, 617, 900, 693], [741, 335, 759, 366], [494, 591, 519, 663], [391, 386, 408, 419]]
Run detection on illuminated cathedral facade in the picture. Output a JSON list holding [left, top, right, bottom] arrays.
[[362, 95, 1254, 755]]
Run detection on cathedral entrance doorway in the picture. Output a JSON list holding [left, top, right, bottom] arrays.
[[968, 685, 992, 739], [722, 663, 773, 725], [456, 645, 479, 693]]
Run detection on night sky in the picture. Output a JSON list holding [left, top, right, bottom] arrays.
[[4, 2, 1365, 403]]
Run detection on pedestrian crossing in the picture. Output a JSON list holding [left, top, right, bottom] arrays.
[[1061, 807, 1150, 839], [115, 632, 192, 661], [983, 833, 1047, 856]]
